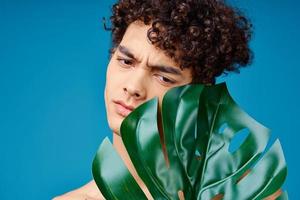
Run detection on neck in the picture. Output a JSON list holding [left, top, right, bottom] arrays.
[[112, 132, 136, 174], [112, 132, 153, 199]]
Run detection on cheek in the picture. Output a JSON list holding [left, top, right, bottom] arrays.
[[105, 63, 119, 96], [154, 82, 189, 109], [147, 84, 169, 108], [104, 64, 115, 107]]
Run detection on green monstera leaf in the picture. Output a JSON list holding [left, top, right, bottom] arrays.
[[92, 83, 288, 200]]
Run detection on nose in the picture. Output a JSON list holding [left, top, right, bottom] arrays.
[[123, 69, 147, 100]]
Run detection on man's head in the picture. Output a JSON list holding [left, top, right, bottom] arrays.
[[104, 0, 253, 134]]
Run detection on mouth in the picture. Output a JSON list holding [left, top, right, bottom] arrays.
[[113, 100, 135, 117]]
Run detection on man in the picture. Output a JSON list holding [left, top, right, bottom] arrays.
[[54, 0, 281, 199]]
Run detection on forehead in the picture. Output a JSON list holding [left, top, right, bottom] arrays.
[[118, 21, 178, 66]]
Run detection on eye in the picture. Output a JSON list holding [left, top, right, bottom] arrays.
[[156, 74, 176, 84], [117, 58, 133, 67]]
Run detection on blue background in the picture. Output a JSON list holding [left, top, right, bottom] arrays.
[[0, 0, 299, 199]]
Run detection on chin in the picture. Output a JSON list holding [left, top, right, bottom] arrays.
[[112, 126, 121, 136], [107, 116, 122, 136]]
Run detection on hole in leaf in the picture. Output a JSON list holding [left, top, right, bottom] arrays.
[[236, 169, 251, 184], [157, 102, 170, 167], [195, 149, 201, 160], [218, 123, 228, 134], [228, 128, 249, 153], [195, 149, 201, 156], [178, 190, 185, 200], [264, 189, 283, 200], [211, 193, 224, 200]]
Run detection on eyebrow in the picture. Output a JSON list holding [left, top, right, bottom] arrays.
[[118, 45, 135, 59], [117, 45, 182, 76]]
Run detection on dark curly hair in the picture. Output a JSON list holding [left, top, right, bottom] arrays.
[[106, 0, 253, 84]]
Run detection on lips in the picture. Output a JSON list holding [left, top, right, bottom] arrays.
[[113, 100, 135, 117]]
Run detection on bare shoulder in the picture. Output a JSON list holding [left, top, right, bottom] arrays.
[[53, 180, 104, 200]]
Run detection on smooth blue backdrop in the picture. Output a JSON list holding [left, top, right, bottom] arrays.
[[0, 0, 299, 199]]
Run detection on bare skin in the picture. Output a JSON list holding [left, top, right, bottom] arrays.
[[53, 134, 151, 200], [53, 21, 282, 200], [52, 181, 103, 200], [53, 21, 192, 200]]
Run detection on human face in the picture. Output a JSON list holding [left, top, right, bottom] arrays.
[[104, 21, 193, 135]]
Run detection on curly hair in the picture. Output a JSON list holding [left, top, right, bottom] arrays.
[[107, 0, 253, 84]]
